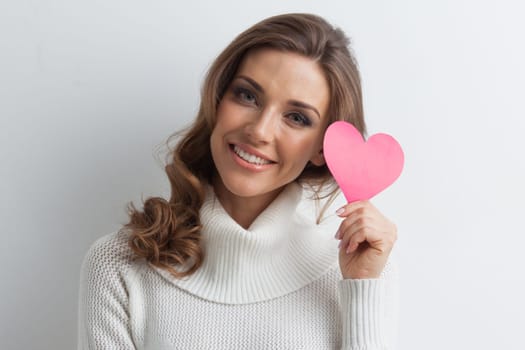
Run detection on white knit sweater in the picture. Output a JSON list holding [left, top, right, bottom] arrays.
[[78, 183, 398, 349]]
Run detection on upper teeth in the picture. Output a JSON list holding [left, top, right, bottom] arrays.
[[233, 145, 271, 165]]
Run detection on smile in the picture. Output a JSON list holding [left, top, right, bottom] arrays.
[[231, 145, 274, 165]]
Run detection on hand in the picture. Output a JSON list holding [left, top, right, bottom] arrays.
[[335, 201, 397, 279]]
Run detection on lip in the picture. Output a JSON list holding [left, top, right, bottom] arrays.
[[228, 143, 277, 171], [229, 143, 276, 163]]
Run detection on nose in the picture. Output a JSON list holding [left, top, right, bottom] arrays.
[[244, 106, 278, 144]]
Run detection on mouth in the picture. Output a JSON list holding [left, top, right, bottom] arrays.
[[229, 144, 276, 166]]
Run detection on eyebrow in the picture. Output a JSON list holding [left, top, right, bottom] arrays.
[[236, 75, 321, 119]]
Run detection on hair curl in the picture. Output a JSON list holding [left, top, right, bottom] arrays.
[[123, 13, 366, 279]]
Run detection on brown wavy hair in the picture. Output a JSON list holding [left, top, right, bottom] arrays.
[[123, 13, 366, 279]]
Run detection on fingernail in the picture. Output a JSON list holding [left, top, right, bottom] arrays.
[[334, 229, 340, 239], [338, 240, 342, 248], [347, 243, 356, 254], [336, 207, 344, 215]]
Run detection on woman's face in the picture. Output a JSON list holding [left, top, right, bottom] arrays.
[[210, 47, 330, 204]]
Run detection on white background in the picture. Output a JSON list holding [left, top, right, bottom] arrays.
[[2, 1, 524, 349]]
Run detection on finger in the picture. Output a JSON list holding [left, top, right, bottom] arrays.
[[348, 224, 395, 254], [339, 219, 366, 249], [342, 217, 387, 253], [336, 211, 373, 240], [335, 200, 371, 217], [346, 229, 368, 254], [335, 201, 367, 217], [338, 218, 368, 250]]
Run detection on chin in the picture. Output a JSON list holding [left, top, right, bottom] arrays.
[[222, 179, 266, 198], [217, 174, 282, 200]]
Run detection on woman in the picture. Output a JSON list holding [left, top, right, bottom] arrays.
[[78, 13, 398, 349]]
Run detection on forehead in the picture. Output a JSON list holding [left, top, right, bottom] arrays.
[[235, 48, 330, 118]]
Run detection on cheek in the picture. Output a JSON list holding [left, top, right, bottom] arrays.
[[211, 107, 232, 142], [215, 102, 246, 131], [210, 116, 227, 156], [281, 136, 320, 166]]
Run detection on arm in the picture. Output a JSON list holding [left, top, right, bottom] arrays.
[[334, 200, 400, 349], [77, 233, 136, 349], [338, 260, 399, 349]]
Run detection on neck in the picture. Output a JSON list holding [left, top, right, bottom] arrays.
[[152, 181, 342, 304], [212, 177, 284, 229]]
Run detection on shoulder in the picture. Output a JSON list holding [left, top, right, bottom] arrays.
[[78, 230, 139, 347], [80, 229, 135, 283]]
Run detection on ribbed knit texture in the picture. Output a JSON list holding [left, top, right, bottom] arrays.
[[78, 183, 398, 349]]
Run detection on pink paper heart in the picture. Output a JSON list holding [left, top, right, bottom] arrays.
[[323, 121, 404, 203]]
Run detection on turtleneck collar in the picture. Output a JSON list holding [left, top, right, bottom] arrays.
[[153, 182, 342, 304]]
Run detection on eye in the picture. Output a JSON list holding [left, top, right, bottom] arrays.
[[287, 112, 312, 127], [233, 87, 257, 105]]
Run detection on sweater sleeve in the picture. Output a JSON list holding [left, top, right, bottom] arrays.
[[337, 259, 399, 350], [77, 231, 137, 350]]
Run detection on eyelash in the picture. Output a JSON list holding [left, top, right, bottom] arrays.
[[287, 112, 312, 127], [233, 86, 257, 105], [231, 86, 312, 127]]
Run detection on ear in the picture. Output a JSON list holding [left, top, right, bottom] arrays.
[[309, 148, 325, 167]]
